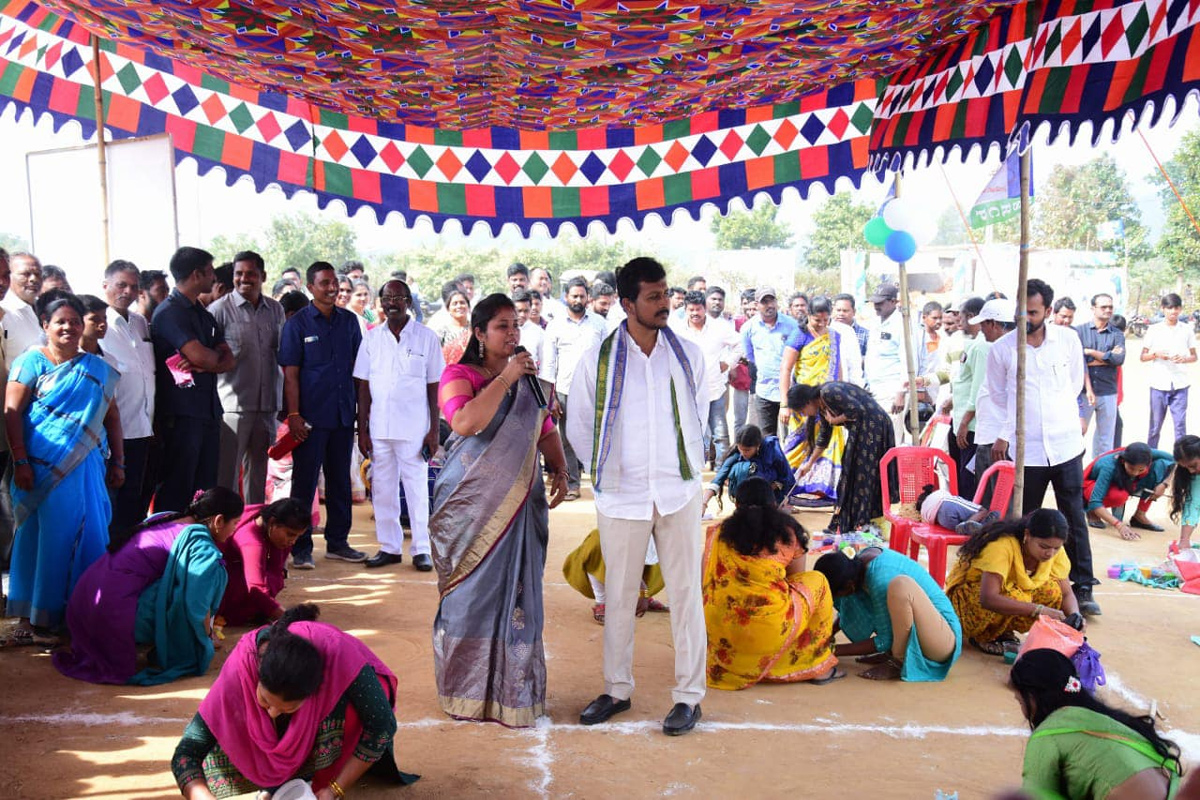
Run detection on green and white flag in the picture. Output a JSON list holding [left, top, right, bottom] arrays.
[[969, 153, 1031, 229]]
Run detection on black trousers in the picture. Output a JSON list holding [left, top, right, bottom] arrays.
[[154, 416, 220, 514], [753, 396, 780, 437], [1022, 453, 1095, 591], [291, 425, 354, 559], [109, 436, 151, 547], [947, 430, 977, 501]]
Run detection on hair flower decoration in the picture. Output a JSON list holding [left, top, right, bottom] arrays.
[[1064, 676, 1082, 694]]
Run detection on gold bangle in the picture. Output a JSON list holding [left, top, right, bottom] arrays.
[[328, 780, 346, 799], [495, 374, 512, 391]]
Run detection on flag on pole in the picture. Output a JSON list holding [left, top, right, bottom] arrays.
[[1096, 219, 1125, 241], [878, 178, 897, 215], [968, 152, 1031, 229]]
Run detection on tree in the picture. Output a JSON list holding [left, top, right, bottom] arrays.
[[710, 202, 794, 249], [802, 192, 875, 272], [1151, 129, 1200, 284], [209, 212, 358, 275], [932, 207, 967, 246], [1034, 155, 1150, 262], [0, 231, 30, 254]]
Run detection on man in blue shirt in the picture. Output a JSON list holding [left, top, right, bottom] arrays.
[[742, 286, 799, 436], [1075, 293, 1125, 458], [279, 261, 365, 568], [150, 246, 234, 513]]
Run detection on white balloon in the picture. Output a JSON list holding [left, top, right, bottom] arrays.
[[911, 215, 938, 246], [882, 198, 920, 233]]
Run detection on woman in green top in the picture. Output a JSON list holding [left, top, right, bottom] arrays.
[[1011, 649, 1182, 799]]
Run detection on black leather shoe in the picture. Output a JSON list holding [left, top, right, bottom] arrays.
[[412, 553, 434, 572], [365, 551, 404, 568], [1130, 517, 1164, 532], [579, 694, 631, 726], [1074, 588, 1102, 617], [662, 703, 701, 736]]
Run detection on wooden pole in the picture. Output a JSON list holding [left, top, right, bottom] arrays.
[[90, 35, 110, 265], [894, 173, 921, 439], [1012, 147, 1032, 516]]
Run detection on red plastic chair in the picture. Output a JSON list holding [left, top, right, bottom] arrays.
[[909, 460, 1016, 586], [880, 446, 957, 554]]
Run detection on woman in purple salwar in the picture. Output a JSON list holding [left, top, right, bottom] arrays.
[[53, 488, 243, 685]]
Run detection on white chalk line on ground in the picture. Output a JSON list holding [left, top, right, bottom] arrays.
[[0, 710, 183, 727]]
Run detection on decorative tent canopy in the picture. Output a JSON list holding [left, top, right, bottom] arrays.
[[2, 0, 1198, 235]]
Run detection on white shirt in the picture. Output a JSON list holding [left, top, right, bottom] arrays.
[[352, 319, 444, 441], [604, 303, 627, 333], [864, 311, 908, 392], [985, 323, 1085, 467], [545, 310, 605, 394], [540, 295, 567, 323], [568, 329, 706, 521], [519, 320, 552, 381], [100, 308, 156, 439], [1142, 320, 1195, 391], [670, 314, 742, 402], [1, 296, 42, 359], [830, 321, 865, 386]]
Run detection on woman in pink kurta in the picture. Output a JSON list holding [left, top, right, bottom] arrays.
[[218, 498, 311, 625]]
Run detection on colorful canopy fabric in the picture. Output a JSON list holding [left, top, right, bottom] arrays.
[[1, 0, 1198, 235]]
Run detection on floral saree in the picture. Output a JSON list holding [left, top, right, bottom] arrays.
[[430, 376, 549, 727], [783, 331, 845, 503], [702, 525, 837, 690]]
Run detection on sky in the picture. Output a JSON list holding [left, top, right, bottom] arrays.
[[1, 93, 1198, 276]]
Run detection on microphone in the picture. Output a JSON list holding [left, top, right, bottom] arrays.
[[513, 345, 548, 408]]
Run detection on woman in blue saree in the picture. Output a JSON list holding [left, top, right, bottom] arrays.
[[3, 291, 123, 646], [431, 294, 568, 728]]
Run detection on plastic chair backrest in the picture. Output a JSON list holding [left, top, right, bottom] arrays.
[[974, 460, 1016, 514], [881, 446, 958, 505]]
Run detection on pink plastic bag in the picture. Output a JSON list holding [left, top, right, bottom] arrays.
[[1017, 616, 1085, 659], [164, 352, 195, 388], [1174, 554, 1200, 596]]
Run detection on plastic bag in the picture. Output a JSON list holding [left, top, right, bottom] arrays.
[[1173, 552, 1200, 596], [1018, 615, 1085, 659], [1070, 641, 1106, 693]]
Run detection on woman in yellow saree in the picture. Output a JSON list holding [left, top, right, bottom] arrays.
[[703, 477, 842, 690], [778, 298, 846, 504]]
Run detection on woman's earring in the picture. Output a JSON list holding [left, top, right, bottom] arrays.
[[479, 337, 487, 359]]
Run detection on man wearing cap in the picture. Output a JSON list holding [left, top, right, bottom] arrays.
[[864, 283, 920, 444], [985, 279, 1100, 616], [741, 286, 799, 435], [966, 298, 1016, 501]]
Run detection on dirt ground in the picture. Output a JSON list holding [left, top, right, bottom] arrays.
[[1, 351, 1197, 800]]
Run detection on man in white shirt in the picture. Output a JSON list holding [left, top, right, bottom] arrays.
[[101, 260, 157, 536], [985, 279, 1099, 616], [569, 257, 707, 737], [0, 249, 12, 569], [545, 277, 605, 499], [354, 280, 444, 571], [209, 251, 287, 504], [2, 252, 43, 358], [863, 283, 915, 443], [1141, 292, 1196, 449], [531, 267, 566, 323], [958, 297, 1014, 500], [671, 290, 741, 464], [513, 289, 550, 379]]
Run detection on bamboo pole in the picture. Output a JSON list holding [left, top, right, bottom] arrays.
[[1012, 147, 1032, 516], [90, 35, 110, 265], [894, 173, 921, 439]]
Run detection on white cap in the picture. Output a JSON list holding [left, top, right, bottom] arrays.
[[969, 298, 1017, 325]]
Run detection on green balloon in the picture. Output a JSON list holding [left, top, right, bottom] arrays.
[[864, 216, 893, 247]]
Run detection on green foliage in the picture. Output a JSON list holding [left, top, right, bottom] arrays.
[[207, 212, 358, 275], [1034, 154, 1150, 261], [710, 202, 794, 250], [931, 207, 967, 246], [1151, 129, 1200, 284], [0, 231, 30, 254], [802, 192, 876, 272]]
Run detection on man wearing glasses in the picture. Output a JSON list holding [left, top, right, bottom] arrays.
[[353, 280, 444, 570], [1075, 293, 1125, 458]]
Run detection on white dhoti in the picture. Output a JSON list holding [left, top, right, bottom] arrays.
[[370, 438, 430, 556]]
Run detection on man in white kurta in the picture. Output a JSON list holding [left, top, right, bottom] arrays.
[[568, 257, 708, 737], [353, 280, 444, 571]]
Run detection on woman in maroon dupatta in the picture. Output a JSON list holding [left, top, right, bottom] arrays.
[[171, 604, 417, 799]]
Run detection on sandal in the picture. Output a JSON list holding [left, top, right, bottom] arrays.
[[592, 603, 605, 624], [0, 627, 35, 648], [810, 667, 847, 685], [636, 593, 650, 617], [970, 637, 1009, 657], [645, 597, 669, 613]]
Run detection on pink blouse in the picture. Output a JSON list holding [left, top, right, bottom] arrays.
[[440, 363, 555, 436]]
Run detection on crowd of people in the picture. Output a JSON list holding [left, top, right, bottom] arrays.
[[0, 244, 1192, 798]]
